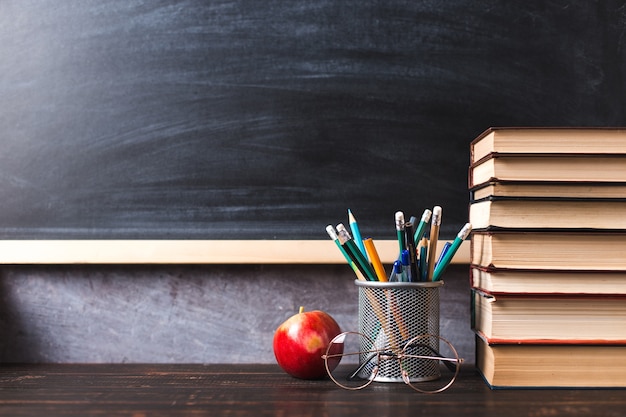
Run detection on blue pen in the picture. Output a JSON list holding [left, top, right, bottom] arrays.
[[435, 241, 452, 269], [404, 221, 419, 282], [389, 260, 403, 282], [419, 246, 428, 281], [416, 237, 428, 282], [433, 223, 472, 281], [401, 249, 410, 282]]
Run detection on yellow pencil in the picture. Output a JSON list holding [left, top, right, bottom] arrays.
[[363, 237, 388, 282]]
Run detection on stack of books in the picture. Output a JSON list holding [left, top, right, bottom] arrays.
[[469, 127, 626, 388]]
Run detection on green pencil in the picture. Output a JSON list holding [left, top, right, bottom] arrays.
[[337, 223, 378, 281], [395, 211, 406, 257], [413, 208, 432, 245], [433, 223, 472, 281]]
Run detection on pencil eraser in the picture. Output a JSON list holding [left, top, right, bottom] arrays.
[[432, 206, 442, 225], [421, 209, 432, 222], [395, 211, 405, 230]]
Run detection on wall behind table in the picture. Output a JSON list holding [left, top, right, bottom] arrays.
[[0, 264, 474, 364], [1, 1, 625, 240]]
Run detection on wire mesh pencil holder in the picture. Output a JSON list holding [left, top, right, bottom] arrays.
[[356, 280, 443, 383]]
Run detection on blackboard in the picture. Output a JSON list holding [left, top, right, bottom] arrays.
[[1, 1, 625, 240]]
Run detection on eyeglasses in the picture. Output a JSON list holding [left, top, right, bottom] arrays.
[[322, 331, 462, 393]]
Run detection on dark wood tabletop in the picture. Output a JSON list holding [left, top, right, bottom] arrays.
[[0, 363, 624, 416]]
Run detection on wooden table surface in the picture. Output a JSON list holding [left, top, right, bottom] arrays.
[[0, 364, 624, 416]]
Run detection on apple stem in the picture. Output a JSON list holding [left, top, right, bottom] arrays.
[[299, 306, 304, 314]]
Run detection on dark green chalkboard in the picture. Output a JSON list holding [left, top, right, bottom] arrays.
[[1, 1, 624, 240]]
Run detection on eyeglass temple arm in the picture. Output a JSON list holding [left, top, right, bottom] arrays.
[[348, 352, 378, 380], [402, 342, 460, 372]]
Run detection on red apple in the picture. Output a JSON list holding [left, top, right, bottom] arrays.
[[273, 306, 342, 379]]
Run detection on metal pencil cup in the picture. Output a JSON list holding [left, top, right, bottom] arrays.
[[355, 280, 443, 383]]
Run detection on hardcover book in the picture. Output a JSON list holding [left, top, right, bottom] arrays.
[[469, 153, 626, 188], [470, 265, 626, 295], [470, 181, 626, 201], [471, 230, 626, 271], [475, 333, 626, 388], [470, 127, 626, 164], [469, 197, 626, 230], [472, 289, 626, 342]]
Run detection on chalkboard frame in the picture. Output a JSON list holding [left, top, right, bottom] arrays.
[[0, 240, 469, 264]]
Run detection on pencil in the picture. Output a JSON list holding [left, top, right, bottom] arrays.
[[363, 237, 388, 282], [326, 225, 352, 264], [426, 206, 442, 281], [348, 209, 368, 262], [413, 208, 432, 245], [433, 223, 472, 281], [326, 225, 366, 280], [337, 224, 378, 281], [395, 211, 406, 257]]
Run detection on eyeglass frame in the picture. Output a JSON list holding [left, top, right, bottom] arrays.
[[322, 331, 463, 393]]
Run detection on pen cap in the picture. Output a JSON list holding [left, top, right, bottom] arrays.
[[401, 249, 410, 266]]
